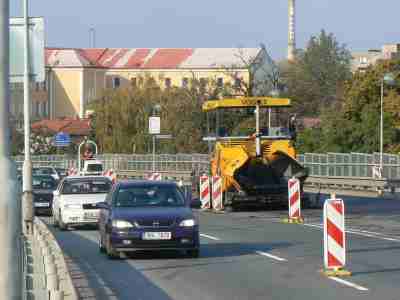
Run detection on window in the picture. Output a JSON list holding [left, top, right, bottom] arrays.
[[200, 78, 207, 89], [131, 77, 137, 87], [165, 78, 172, 88], [182, 77, 189, 88], [217, 77, 224, 88], [113, 77, 120, 89], [234, 78, 242, 89], [359, 57, 368, 64], [114, 185, 185, 208]]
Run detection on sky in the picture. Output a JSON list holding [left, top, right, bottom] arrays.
[[10, 0, 400, 59]]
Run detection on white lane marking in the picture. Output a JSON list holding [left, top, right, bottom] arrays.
[[328, 276, 369, 291], [200, 233, 221, 241], [303, 223, 400, 243], [255, 251, 287, 262]]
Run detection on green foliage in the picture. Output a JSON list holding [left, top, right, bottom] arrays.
[[90, 77, 210, 154], [281, 30, 352, 116], [296, 59, 400, 154]]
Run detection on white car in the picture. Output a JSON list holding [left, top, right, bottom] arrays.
[[52, 176, 112, 230]]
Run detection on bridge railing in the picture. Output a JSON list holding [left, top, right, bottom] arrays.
[[13, 152, 400, 180]]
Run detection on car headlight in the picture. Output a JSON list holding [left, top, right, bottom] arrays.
[[112, 220, 134, 229], [64, 204, 81, 209], [179, 219, 197, 227]]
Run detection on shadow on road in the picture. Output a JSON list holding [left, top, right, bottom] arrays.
[[52, 229, 174, 300]]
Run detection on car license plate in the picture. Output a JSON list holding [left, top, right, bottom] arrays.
[[143, 232, 171, 240], [84, 212, 98, 219], [34, 202, 49, 207]]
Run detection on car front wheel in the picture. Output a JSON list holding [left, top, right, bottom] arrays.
[[106, 234, 120, 259], [187, 249, 199, 258]]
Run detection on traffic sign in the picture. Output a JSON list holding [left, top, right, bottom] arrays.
[[149, 117, 160, 135], [54, 132, 71, 147], [156, 134, 172, 139], [10, 17, 45, 83]]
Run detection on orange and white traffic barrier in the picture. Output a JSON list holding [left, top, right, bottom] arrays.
[[323, 195, 351, 276], [284, 177, 303, 223], [212, 175, 223, 211], [199, 175, 211, 210]]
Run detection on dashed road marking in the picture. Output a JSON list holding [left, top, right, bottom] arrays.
[[200, 233, 221, 241], [303, 223, 400, 243], [328, 276, 369, 291], [255, 251, 287, 262]]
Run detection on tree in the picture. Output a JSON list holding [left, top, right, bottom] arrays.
[[281, 30, 352, 116], [295, 59, 400, 153], [90, 76, 210, 154]]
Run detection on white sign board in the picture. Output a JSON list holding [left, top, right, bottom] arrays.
[[10, 17, 45, 83], [149, 117, 160, 134]]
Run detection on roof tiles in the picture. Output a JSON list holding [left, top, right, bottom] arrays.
[[45, 47, 263, 69]]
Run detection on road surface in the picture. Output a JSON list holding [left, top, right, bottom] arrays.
[[47, 194, 400, 300]]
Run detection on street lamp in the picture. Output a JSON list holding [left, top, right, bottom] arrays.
[[379, 73, 395, 174]]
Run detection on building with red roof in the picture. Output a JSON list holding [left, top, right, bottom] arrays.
[[11, 46, 276, 122]]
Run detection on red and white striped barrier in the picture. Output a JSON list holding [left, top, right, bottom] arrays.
[[103, 169, 117, 184], [199, 175, 211, 210], [67, 167, 78, 176], [323, 196, 351, 276], [287, 177, 303, 223], [147, 172, 162, 181], [212, 175, 223, 211]]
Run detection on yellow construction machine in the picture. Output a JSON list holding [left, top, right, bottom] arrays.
[[202, 97, 308, 210]]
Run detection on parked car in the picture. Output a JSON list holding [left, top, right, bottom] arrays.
[[98, 180, 200, 259], [33, 167, 60, 181], [55, 168, 68, 179], [52, 176, 112, 230], [32, 175, 58, 216]]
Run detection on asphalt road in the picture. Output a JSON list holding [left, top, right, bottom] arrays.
[[47, 194, 400, 300]]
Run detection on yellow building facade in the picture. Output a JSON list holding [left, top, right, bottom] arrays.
[[11, 47, 276, 122]]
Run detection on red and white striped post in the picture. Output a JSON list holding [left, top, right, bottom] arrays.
[[284, 177, 303, 223], [212, 175, 223, 212], [199, 175, 211, 210], [147, 172, 162, 181], [323, 195, 351, 276]]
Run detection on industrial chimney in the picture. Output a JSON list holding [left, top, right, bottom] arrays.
[[288, 0, 296, 61]]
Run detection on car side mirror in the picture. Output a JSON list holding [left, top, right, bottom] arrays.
[[96, 202, 109, 210], [53, 190, 60, 197]]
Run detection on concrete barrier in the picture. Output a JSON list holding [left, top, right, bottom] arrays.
[[24, 217, 78, 300]]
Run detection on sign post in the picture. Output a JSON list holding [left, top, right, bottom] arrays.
[[149, 116, 160, 172]]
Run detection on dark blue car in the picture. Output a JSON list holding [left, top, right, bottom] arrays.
[[98, 180, 200, 259]]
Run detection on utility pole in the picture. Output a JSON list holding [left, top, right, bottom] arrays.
[[0, 0, 22, 298], [22, 0, 34, 235]]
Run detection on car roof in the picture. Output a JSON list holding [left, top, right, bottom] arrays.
[[64, 176, 110, 181], [117, 180, 178, 189]]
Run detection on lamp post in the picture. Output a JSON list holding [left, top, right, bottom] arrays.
[[379, 73, 395, 174]]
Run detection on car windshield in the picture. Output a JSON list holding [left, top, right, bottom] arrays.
[[87, 164, 103, 172], [62, 179, 111, 194], [114, 185, 185, 208], [32, 176, 58, 190]]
